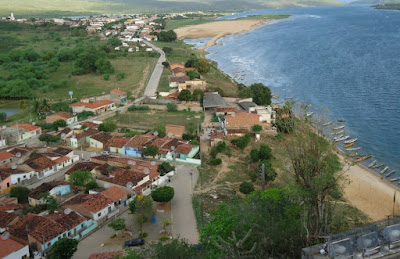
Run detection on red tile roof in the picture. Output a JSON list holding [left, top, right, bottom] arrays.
[[76, 129, 100, 140], [101, 186, 129, 203], [125, 135, 155, 149], [11, 123, 40, 132], [55, 156, 69, 164], [48, 112, 75, 119], [91, 132, 112, 145], [225, 112, 261, 128], [45, 211, 85, 230], [175, 144, 197, 155], [110, 89, 127, 96], [84, 100, 114, 109], [106, 137, 131, 148], [69, 102, 86, 107], [0, 204, 23, 211], [65, 162, 100, 175], [0, 167, 26, 179], [81, 121, 99, 129], [215, 107, 237, 112], [25, 154, 56, 172], [82, 194, 113, 213], [0, 211, 18, 228], [0, 238, 26, 258], [89, 251, 124, 259], [28, 181, 69, 200], [0, 151, 14, 161]]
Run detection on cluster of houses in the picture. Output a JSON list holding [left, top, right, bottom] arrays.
[[0, 147, 79, 194], [203, 92, 278, 139]]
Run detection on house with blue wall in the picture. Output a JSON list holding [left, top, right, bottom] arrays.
[[175, 144, 200, 160], [9, 211, 97, 256], [106, 137, 131, 155], [28, 181, 71, 207], [124, 135, 155, 158]]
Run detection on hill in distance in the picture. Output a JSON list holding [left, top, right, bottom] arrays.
[[0, 0, 342, 17]]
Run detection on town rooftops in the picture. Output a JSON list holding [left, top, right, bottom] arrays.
[[169, 76, 190, 83], [110, 89, 127, 96], [0, 204, 23, 212], [25, 154, 56, 172], [99, 169, 146, 187], [125, 135, 155, 149], [0, 167, 26, 179], [70, 100, 114, 109], [165, 124, 185, 138], [76, 129, 100, 140], [239, 101, 257, 112], [0, 211, 18, 228], [175, 144, 197, 155], [81, 121, 99, 129], [0, 238, 26, 259], [172, 67, 186, 75], [225, 112, 261, 128], [0, 151, 13, 161], [215, 107, 237, 113], [89, 251, 124, 259], [91, 132, 112, 145], [45, 211, 85, 230], [101, 186, 130, 203], [48, 112, 75, 119], [53, 147, 73, 156], [11, 123, 41, 132], [81, 194, 113, 213], [169, 63, 185, 70], [28, 181, 69, 200], [65, 162, 100, 175], [203, 92, 228, 108], [8, 148, 29, 157], [106, 137, 131, 148]]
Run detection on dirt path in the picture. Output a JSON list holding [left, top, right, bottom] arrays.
[[132, 62, 151, 97]]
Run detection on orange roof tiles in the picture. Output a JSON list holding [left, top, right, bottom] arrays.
[[101, 186, 129, 203], [0, 238, 26, 258], [25, 154, 56, 172], [0, 211, 18, 228], [110, 89, 127, 96], [175, 144, 197, 155], [89, 251, 124, 259], [106, 137, 131, 148], [82, 194, 113, 213], [0, 204, 23, 211], [48, 112, 75, 119], [84, 100, 114, 109], [11, 123, 40, 132], [125, 135, 155, 149], [81, 121, 99, 129], [215, 107, 237, 112], [55, 156, 69, 164], [69, 102, 86, 107], [91, 132, 112, 145], [0, 151, 14, 161], [225, 112, 261, 128]]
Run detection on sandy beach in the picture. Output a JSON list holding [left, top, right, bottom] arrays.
[[339, 153, 400, 221], [175, 19, 273, 51]]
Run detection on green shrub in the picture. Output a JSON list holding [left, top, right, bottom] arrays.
[[128, 105, 150, 111], [103, 73, 110, 80], [209, 158, 222, 166], [166, 103, 178, 112], [239, 182, 255, 194]]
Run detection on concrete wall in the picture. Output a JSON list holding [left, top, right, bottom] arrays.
[[3, 244, 29, 259]]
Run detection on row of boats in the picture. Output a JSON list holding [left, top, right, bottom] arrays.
[[324, 121, 396, 180]]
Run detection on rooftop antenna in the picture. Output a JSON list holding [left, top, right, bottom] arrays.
[[104, 183, 111, 189], [126, 182, 133, 188], [64, 208, 71, 215], [1, 232, 10, 240], [151, 161, 156, 166], [11, 164, 17, 170], [144, 168, 150, 175], [128, 160, 136, 166], [15, 152, 21, 158], [153, 131, 159, 136]]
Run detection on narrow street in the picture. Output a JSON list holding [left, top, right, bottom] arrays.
[[143, 41, 166, 98]]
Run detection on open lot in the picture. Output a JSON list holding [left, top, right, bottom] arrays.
[[108, 110, 204, 130]]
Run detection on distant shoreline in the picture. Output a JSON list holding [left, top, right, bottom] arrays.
[[175, 18, 278, 51]]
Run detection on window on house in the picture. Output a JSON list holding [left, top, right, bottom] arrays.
[[7, 183, 9, 187], [23, 175, 26, 179], [98, 212, 101, 217]]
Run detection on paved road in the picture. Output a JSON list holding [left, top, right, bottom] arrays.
[[143, 41, 166, 98], [168, 164, 199, 244]]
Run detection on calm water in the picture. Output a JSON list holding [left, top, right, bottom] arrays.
[[0, 105, 20, 117], [195, 5, 400, 178]]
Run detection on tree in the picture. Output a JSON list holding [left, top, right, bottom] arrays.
[[230, 134, 251, 150], [9, 186, 30, 203], [238, 83, 272, 105], [52, 119, 67, 131], [194, 58, 210, 73], [157, 30, 177, 42], [153, 125, 166, 137], [39, 134, 60, 144], [98, 121, 117, 132], [162, 47, 172, 54], [260, 160, 277, 184], [158, 162, 175, 176], [252, 124, 262, 132], [85, 181, 98, 193], [166, 103, 177, 112], [128, 197, 137, 214], [151, 186, 174, 203], [161, 219, 172, 234], [186, 70, 200, 80], [185, 56, 197, 68], [239, 182, 255, 194], [143, 144, 158, 158], [162, 61, 170, 68], [0, 112, 7, 122], [191, 89, 204, 101], [133, 196, 154, 234], [69, 170, 94, 187], [108, 218, 126, 237], [95, 58, 115, 74], [250, 149, 260, 163], [108, 36, 121, 47], [47, 238, 79, 259], [178, 89, 192, 102], [40, 192, 58, 213]]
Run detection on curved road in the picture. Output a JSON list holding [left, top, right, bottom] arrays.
[[143, 41, 166, 98]]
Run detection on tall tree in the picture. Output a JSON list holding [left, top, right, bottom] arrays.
[[108, 218, 126, 237], [47, 238, 79, 259], [133, 196, 154, 234], [69, 171, 95, 187]]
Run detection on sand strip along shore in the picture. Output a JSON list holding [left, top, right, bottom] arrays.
[[339, 153, 400, 221], [175, 19, 274, 51]]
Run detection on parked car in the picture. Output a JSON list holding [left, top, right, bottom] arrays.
[[124, 238, 145, 247], [101, 151, 110, 156]]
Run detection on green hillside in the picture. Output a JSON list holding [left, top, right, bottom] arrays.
[[0, 0, 341, 17]]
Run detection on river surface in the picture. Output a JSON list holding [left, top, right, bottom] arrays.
[[188, 5, 400, 179]]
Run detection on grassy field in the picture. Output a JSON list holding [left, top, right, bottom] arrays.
[[108, 110, 204, 130], [165, 18, 217, 30], [158, 68, 172, 92]]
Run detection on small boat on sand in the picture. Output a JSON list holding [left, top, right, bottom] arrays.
[[346, 147, 361, 151], [306, 112, 313, 117], [391, 177, 399, 182], [345, 142, 354, 148], [333, 125, 345, 130], [348, 153, 359, 157], [334, 135, 350, 142], [356, 155, 371, 162], [372, 163, 384, 169], [344, 138, 358, 144], [338, 119, 345, 122], [323, 121, 332, 126], [285, 96, 294, 99], [380, 166, 389, 175], [331, 130, 344, 135], [386, 170, 396, 178], [368, 160, 377, 168]]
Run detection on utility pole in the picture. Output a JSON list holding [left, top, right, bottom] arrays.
[[260, 163, 265, 191]]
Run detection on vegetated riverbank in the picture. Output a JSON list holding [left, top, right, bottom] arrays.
[[175, 14, 289, 51]]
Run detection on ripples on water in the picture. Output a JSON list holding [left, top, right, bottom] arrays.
[[188, 5, 400, 178]]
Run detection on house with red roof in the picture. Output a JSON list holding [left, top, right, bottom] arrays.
[[175, 144, 200, 160], [11, 123, 42, 141], [0, 237, 29, 259], [0, 211, 19, 234], [106, 137, 131, 155], [110, 89, 127, 104], [69, 100, 116, 114], [101, 186, 130, 206], [28, 181, 71, 206], [0, 151, 14, 165], [90, 132, 112, 150], [46, 112, 77, 125]]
